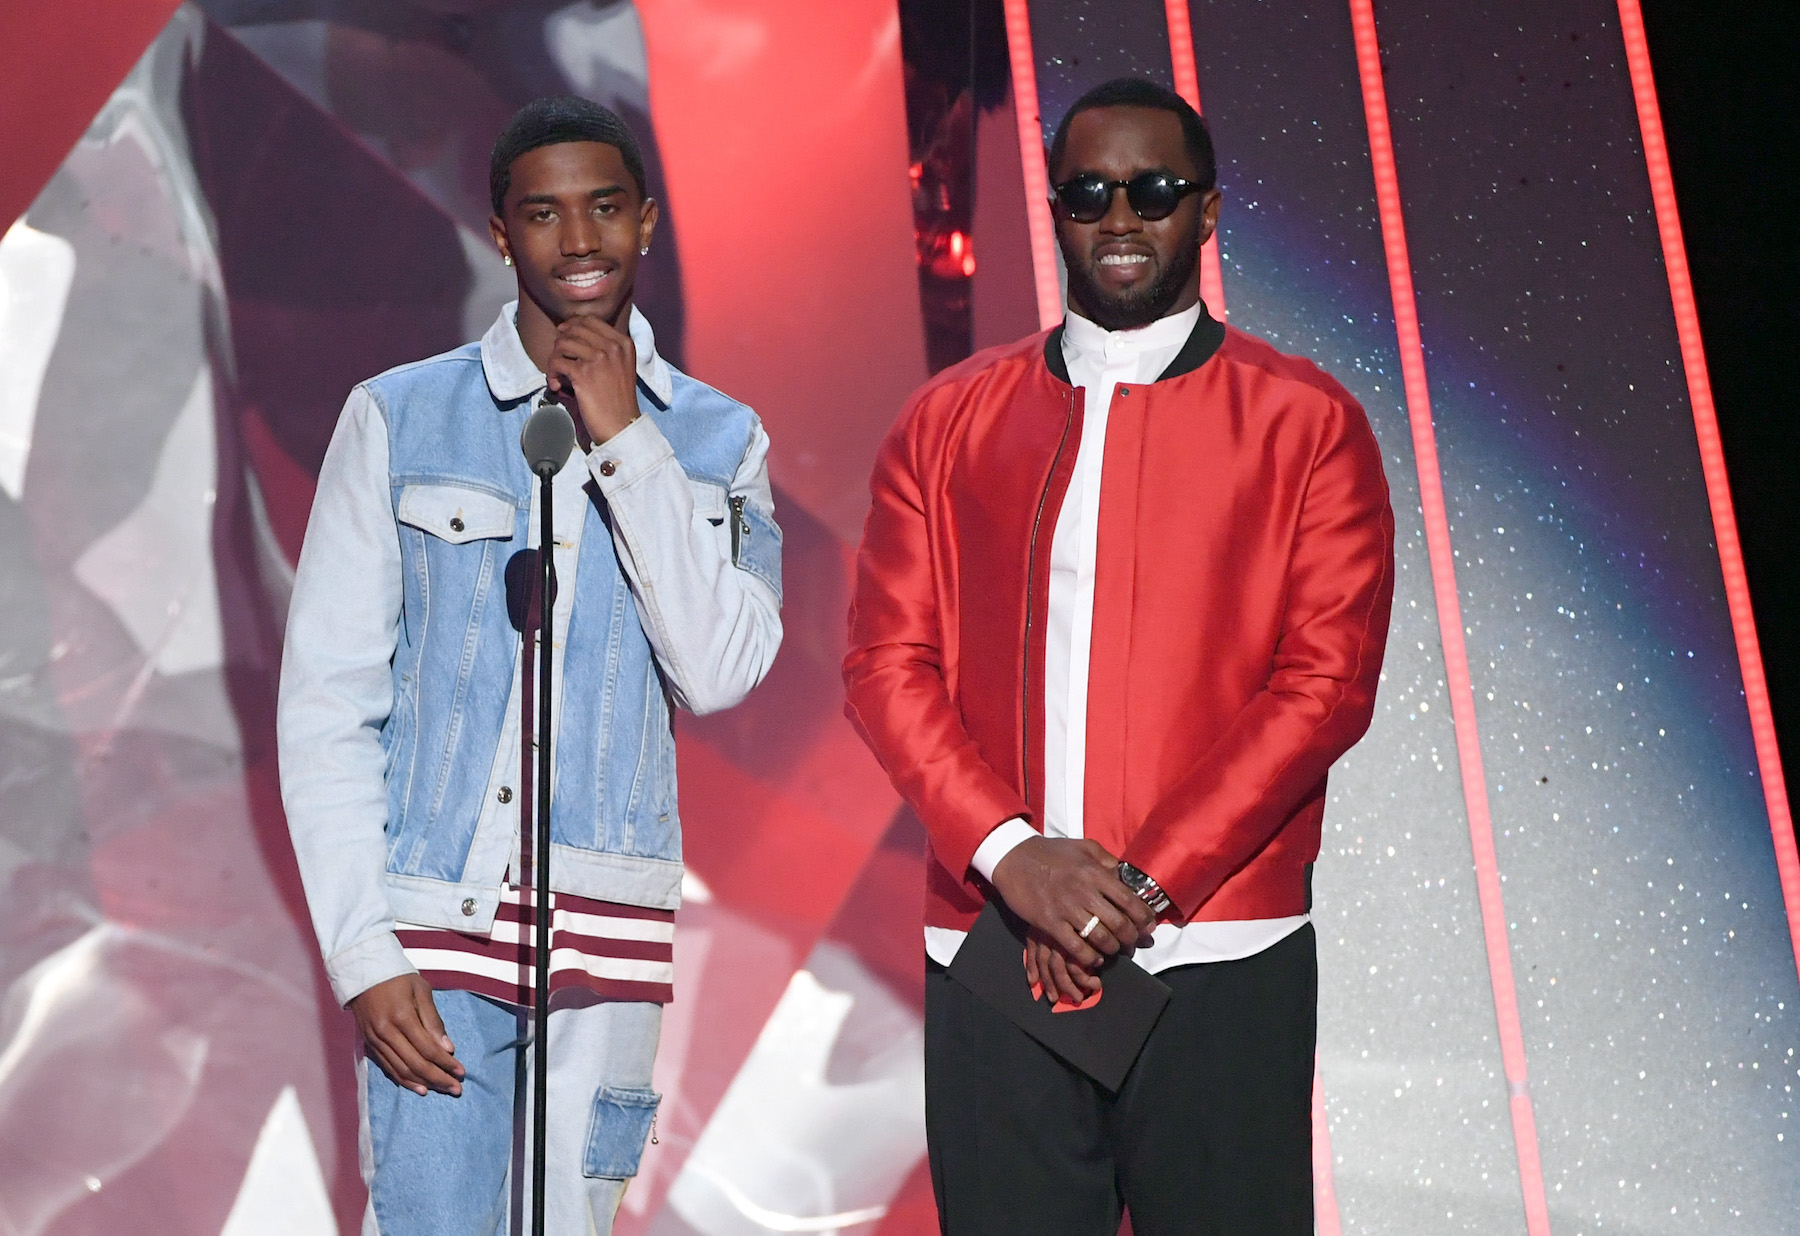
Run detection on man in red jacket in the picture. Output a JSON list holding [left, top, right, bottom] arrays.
[[844, 78, 1395, 1234]]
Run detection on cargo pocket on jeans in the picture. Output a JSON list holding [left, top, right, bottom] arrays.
[[583, 1086, 661, 1179]]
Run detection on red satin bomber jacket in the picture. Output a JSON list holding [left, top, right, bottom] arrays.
[[843, 309, 1396, 931]]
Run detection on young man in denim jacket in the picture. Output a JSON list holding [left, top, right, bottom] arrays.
[[277, 97, 782, 1234]]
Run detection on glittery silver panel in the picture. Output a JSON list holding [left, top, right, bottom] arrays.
[[1184, 5, 1533, 1226], [1186, 0, 1800, 1231]]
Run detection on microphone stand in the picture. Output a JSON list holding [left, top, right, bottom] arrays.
[[520, 399, 575, 1236]]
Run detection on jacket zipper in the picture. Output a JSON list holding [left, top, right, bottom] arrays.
[[729, 494, 747, 565], [1021, 390, 1077, 807]]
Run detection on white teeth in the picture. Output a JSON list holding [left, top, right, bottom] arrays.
[[561, 269, 607, 287], [1099, 253, 1149, 266]]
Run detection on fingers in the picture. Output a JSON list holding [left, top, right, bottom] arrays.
[[1026, 934, 1102, 1007], [546, 320, 634, 377], [1056, 871, 1149, 955], [557, 312, 632, 346], [1047, 916, 1104, 971], [393, 1004, 463, 1095], [1067, 840, 1163, 935], [553, 315, 636, 367], [411, 983, 464, 1076], [1025, 937, 1083, 1005], [1045, 947, 1096, 1004], [1094, 875, 1158, 937], [356, 979, 463, 1097], [544, 317, 641, 444], [1085, 897, 1146, 956], [1071, 841, 1158, 934], [375, 1032, 439, 1096], [365, 1018, 435, 1096], [381, 1019, 463, 1097], [1073, 913, 1115, 957], [363, 1034, 421, 1094]]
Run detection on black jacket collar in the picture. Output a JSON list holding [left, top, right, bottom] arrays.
[[1042, 302, 1227, 385]]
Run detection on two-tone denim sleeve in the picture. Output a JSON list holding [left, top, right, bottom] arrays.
[[587, 413, 783, 715], [276, 386, 413, 1005]]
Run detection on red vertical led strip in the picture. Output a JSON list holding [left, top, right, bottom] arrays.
[[1310, 1064, 1343, 1236], [1161, 0, 1226, 319], [1345, 3, 1553, 1233], [1001, 0, 1063, 330], [1614, 0, 1800, 991]]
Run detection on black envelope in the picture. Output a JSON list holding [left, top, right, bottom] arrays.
[[947, 901, 1172, 1092]]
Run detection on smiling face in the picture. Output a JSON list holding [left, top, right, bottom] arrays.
[[488, 140, 657, 359], [1052, 105, 1221, 332]]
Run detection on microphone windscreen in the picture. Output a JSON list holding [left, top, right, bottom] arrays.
[[520, 400, 577, 478]]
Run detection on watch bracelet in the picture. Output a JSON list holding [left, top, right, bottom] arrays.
[[1117, 862, 1172, 914]]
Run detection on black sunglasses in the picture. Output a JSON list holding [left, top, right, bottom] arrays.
[[1051, 172, 1208, 224]]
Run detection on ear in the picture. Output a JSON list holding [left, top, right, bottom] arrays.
[[488, 214, 512, 266], [637, 197, 660, 252], [1196, 189, 1222, 246]]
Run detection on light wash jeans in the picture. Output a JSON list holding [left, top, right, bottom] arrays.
[[357, 991, 662, 1235]]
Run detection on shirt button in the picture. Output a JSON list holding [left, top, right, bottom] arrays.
[[497, 786, 513, 804], [1118, 387, 1130, 397], [598, 460, 617, 477], [461, 898, 477, 916], [449, 516, 465, 532]]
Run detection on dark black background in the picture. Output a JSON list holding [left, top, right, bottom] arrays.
[[1641, 2, 1800, 816]]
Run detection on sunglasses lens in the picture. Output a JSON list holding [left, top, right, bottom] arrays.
[[1125, 175, 1181, 221], [1056, 176, 1112, 223]]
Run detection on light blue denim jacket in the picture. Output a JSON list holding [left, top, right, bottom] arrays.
[[278, 304, 782, 1004]]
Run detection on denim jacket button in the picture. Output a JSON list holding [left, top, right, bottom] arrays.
[[461, 898, 477, 916], [449, 516, 465, 532], [598, 459, 618, 477], [497, 786, 513, 804]]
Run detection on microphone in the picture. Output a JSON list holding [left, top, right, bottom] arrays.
[[520, 398, 577, 478]]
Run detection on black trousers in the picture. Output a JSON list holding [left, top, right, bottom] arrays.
[[924, 923, 1317, 1236]]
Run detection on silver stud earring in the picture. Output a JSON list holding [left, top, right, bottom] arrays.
[[639, 247, 649, 256], [503, 254, 513, 266]]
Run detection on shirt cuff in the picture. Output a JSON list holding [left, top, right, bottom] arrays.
[[586, 413, 673, 492], [324, 929, 416, 1007], [969, 817, 1039, 882]]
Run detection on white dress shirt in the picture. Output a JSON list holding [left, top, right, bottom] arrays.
[[925, 304, 1308, 972]]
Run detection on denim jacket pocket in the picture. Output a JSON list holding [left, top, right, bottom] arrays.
[[396, 483, 516, 543], [583, 1086, 661, 1179]]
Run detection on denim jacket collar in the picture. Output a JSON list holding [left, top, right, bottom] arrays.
[[480, 300, 675, 407]]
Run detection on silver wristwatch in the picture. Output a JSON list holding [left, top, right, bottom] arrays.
[[1116, 862, 1171, 915]]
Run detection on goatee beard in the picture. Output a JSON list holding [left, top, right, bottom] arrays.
[[1064, 235, 1202, 332]]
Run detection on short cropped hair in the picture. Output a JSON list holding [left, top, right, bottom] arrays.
[[489, 96, 647, 214], [1047, 77, 1217, 190]]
